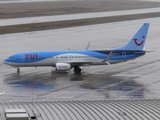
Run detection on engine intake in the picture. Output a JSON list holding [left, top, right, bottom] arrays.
[[56, 63, 71, 71]]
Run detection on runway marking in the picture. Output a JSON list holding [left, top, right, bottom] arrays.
[[1, 8, 160, 26]]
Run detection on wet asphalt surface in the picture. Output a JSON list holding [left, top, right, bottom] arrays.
[[1, 17, 160, 101]]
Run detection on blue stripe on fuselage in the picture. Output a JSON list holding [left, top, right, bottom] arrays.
[[6, 50, 145, 63]]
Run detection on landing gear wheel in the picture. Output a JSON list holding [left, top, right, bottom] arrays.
[[74, 66, 81, 74], [17, 68, 20, 73]]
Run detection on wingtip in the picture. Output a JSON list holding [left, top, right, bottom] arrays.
[[84, 42, 91, 50]]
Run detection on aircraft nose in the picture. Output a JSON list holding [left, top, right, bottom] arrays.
[[3, 58, 9, 65]]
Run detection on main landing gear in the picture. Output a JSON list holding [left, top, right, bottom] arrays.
[[17, 68, 20, 73], [74, 66, 81, 74]]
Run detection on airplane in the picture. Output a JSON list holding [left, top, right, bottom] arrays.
[[3, 23, 149, 74]]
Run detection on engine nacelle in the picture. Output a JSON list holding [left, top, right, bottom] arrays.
[[56, 63, 71, 71]]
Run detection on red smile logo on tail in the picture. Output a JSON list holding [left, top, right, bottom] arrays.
[[133, 36, 145, 46]]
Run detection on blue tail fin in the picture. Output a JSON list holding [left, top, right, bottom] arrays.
[[115, 23, 149, 50]]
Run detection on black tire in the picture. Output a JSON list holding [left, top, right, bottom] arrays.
[[17, 68, 20, 73], [74, 66, 81, 74]]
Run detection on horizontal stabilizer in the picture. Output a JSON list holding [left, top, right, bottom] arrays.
[[133, 51, 145, 54], [134, 50, 154, 54]]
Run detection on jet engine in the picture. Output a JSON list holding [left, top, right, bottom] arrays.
[[56, 63, 71, 71]]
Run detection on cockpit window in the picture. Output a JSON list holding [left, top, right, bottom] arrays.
[[9, 56, 15, 59]]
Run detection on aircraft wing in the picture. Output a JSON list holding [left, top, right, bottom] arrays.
[[101, 51, 112, 65], [69, 62, 93, 66], [68, 51, 113, 66]]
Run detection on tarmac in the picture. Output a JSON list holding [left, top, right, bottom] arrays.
[[0, 17, 160, 120], [1, 0, 160, 119], [1, 17, 160, 101], [1, 7, 160, 26]]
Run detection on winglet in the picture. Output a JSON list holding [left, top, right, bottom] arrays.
[[84, 42, 90, 50], [102, 51, 112, 65]]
